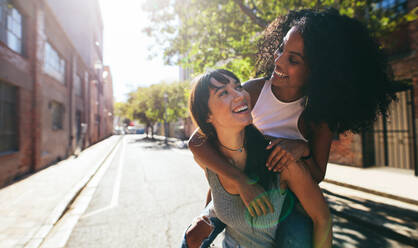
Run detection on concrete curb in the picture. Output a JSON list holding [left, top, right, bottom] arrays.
[[324, 179, 418, 206], [24, 136, 123, 248]]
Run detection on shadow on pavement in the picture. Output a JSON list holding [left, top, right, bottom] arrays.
[[129, 136, 187, 150], [331, 215, 412, 248], [323, 189, 418, 247]]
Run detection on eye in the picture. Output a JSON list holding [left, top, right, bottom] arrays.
[[219, 90, 228, 96], [289, 56, 299, 65], [235, 85, 243, 91]]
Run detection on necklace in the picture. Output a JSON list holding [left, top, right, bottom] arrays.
[[218, 141, 244, 152]]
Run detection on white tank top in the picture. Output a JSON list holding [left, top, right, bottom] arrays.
[[252, 80, 307, 141]]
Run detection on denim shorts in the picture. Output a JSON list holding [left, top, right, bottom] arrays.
[[275, 191, 313, 248]]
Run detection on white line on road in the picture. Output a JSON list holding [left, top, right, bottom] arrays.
[[82, 136, 125, 219], [111, 135, 126, 208]]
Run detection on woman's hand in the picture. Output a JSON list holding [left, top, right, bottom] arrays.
[[233, 176, 274, 217], [266, 138, 310, 172]]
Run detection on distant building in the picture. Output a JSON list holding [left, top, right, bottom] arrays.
[[0, 0, 114, 187]]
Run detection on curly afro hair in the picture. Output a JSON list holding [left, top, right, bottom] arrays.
[[256, 8, 397, 134]]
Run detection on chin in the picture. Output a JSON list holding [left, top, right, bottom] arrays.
[[242, 117, 253, 126], [271, 75, 287, 86]]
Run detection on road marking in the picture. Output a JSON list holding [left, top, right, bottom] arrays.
[[82, 137, 125, 219], [111, 135, 126, 208]]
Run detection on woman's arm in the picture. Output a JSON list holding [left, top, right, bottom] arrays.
[[304, 122, 333, 182], [266, 122, 333, 183], [189, 129, 273, 216], [281, 161, 332, 248]]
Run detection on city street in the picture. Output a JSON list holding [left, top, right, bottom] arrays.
[[52, 135, 415, 247]]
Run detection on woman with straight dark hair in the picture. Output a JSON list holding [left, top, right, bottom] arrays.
[[185, 69, 332, 248]]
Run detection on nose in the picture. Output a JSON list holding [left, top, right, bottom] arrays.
[[274, 48, 283, 67], [232, 89, 244, 102]]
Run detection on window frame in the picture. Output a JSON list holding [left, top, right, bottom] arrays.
[[0, 81, 19, 155], [50, 100, 65, 131], [0, 0, 24, 55], [43, 41, 66, 84]]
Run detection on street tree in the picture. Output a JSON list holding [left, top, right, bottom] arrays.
[[142, 0, 417, 80], [126, 81, 190, 139], [114, 101, 131, 128]]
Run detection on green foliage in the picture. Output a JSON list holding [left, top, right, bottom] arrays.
[[142, 0, 416, 78], [124, 81, 190, 126], [114, 101, 128, 118]]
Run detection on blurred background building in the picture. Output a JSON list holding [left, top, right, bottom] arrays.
[[329, 0, 417, 176], [0, 0, 114, 187]]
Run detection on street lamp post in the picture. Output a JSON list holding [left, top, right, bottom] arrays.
[[164, 93, 168, 145]]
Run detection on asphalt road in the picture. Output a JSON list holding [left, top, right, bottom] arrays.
[[65, 135, 414, 248]]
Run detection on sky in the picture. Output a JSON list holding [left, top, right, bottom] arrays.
[[98, 0, 178, 102]]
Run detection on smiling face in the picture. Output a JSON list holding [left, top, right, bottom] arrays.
[[270, 26, 309, 90], [207, 75, 252, 132]]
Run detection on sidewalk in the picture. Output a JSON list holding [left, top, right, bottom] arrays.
[[324, 163, 418, 205], [0, 135, 122, 248]]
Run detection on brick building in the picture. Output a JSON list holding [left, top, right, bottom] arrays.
[[329, 0, 418, 176], [0, 0, 113, 187]]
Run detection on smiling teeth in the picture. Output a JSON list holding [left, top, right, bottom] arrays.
[[233, 105, 248, 113], [275, 71, 288, 78]]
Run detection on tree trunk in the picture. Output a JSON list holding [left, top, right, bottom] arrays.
[[232, 0, 268, 29]]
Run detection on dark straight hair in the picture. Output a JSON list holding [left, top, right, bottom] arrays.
[[189, 69, 240, 139], [188, 69, 277, 191]]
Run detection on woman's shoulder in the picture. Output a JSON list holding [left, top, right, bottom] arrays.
[[243, 77, 268, 109]]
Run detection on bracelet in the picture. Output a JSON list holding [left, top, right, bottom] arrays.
[[300, 149, 312, 161]]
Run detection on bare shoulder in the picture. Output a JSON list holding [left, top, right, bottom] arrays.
[[243, 77, 267, 109], [308, 121, 334, 143]]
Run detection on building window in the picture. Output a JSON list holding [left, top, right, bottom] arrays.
[[43, 42, 66, 83], [0, 0, 23, 54], [0, 81, 18, 153], [74, 74, 82, 97], [50, 101, 64, 130]]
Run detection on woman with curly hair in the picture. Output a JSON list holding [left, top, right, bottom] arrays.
[[182, 8, 396, 248]]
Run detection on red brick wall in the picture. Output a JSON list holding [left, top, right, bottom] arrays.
[[103, 66, 114, 138], [329, 132, 363, 167], [0, 0, 36, 185], [34, 3, 75, 169], [0, 89, 34, 185], [0, 0, 108, 187]]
